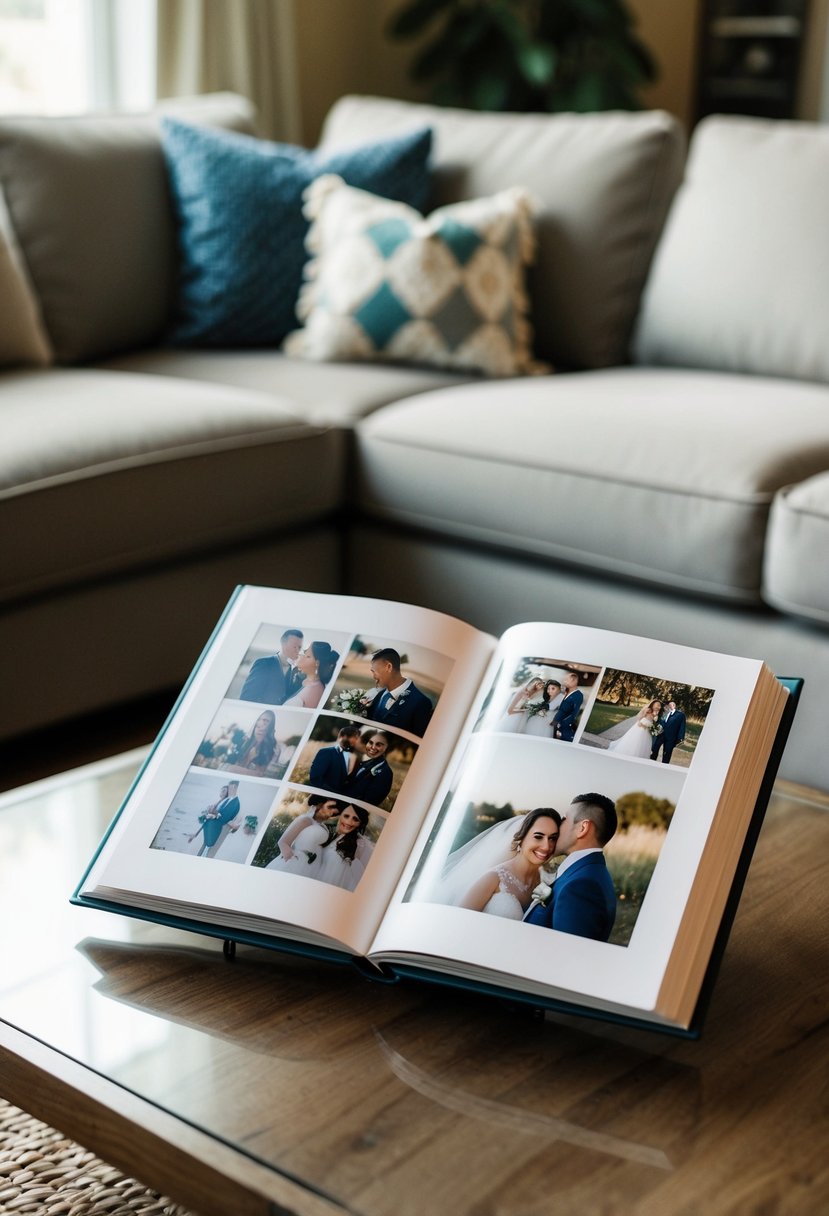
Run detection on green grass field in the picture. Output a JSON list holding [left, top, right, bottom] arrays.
[[606, 825, 666, 946], [585, 701, 702, 767]]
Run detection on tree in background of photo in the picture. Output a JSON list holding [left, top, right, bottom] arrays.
[[439, 791, 674, 946]]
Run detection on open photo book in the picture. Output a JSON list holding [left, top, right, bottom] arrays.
[[74, 585, 799, 1036]]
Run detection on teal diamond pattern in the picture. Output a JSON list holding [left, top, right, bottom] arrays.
[[435, 218, 482, 266], [354, 281, 412, 348], [366, 218, 412, 259]]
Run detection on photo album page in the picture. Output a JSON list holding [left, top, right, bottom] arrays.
[[77, 586, 496, 955], [369, 620, 780, 1025]]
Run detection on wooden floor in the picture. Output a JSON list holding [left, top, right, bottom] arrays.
[[0, 691, 175, 794]]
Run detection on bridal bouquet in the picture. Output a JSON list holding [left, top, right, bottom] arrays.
[[650, 722, 664, 737], [524, 699, 548, 718], [333, 687, 370, 715]]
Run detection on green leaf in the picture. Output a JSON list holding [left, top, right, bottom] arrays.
[[469, 70, 512, 111], [386, 0, 454, 40], [516, 41, 557, 87], [564, 69, 612, 112]]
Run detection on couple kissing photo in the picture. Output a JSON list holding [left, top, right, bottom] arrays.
[[410, 736, 682, 947], [226, 623, 353, 712]]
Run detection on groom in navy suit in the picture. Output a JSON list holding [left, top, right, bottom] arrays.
[[651, 699, 686, 764], [239, 628, 304, 705], [525, 793, 617, 941], [361, 648, 434, 737], [552, 672, 584, 742], [309, 724, 361, 794]]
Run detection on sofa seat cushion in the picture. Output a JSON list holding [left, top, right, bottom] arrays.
[[764, 473, 829, 625], [0, 369, 344, 602], [95, 349, 470, 424], [354, 368, 829, 603], [319, 96, 684, 372]]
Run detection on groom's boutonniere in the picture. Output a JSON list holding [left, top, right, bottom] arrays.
[[531, 879, 554, 908]]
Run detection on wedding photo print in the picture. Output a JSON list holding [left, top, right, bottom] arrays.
[[150, 770, 280, 864], [477, 657, 602, 742], [225, 623, 353, 710], [191, 702, 308, 780], [324, 635, 454, 738], [409, 740, 681, 947], [580, 669, 715, 768], [250, 787, 385, 892], [291, 715, 417, 812]]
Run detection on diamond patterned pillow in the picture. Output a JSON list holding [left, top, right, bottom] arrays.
[[284, 176, 543, 377], [160, 120, 432, 348]]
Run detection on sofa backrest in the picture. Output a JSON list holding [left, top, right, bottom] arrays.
[[634, 115, 829, 386], [319, 95, 686, 371], [0, 92, 255, 365]]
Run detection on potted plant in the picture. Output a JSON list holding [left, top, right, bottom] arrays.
[[387, 0, 657, 111]]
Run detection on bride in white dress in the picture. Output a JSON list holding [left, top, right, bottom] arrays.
[[266, 794, 339, 873], [434, 809, 561, 919], [312, 804, 373, 892], [606, 700, 663, 759], [493, 678, 545, 734], [523, 680, 564, 738]]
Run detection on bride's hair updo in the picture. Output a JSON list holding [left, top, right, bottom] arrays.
[[511, 807, 562, 850], [310, 641, 340, 685]]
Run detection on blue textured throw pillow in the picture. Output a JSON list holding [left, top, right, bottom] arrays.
[[160, 119, 433, 348]]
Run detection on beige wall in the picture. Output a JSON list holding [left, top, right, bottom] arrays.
[[293, 0, 826, 144], [630, 0, 701, 129]]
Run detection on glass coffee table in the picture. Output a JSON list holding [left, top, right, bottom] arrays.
[[1, 751, 827, 1216]]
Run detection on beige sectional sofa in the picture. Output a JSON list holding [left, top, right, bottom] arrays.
[[1, 93, 827, 789]]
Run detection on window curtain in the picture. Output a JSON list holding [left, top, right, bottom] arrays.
[[156, 0, 301, 141]]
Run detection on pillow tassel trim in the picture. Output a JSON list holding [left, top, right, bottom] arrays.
[[285, 175, 549, 378]]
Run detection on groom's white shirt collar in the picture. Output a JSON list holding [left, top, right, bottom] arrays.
[[556, 847, 603, 878], [384, 677, 411, 703]]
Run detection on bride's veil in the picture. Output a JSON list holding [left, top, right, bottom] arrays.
[[431, 816, 523, 906]]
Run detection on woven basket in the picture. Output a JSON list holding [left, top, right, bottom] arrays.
[[0, 1099, 195, 1215]]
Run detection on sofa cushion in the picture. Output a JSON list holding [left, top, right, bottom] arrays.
[[354, 368, 829, 603], [285, 176, 540, 377], [634, 116, 829, 385], [319, 96, 685, 371], [0, 187, 51, 368], [0, 369, 344, 603], [94, 348, 470, 425], [764, 473, 829, 625], [161, 119, 432, 349], [0, 93, 255, 364]]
